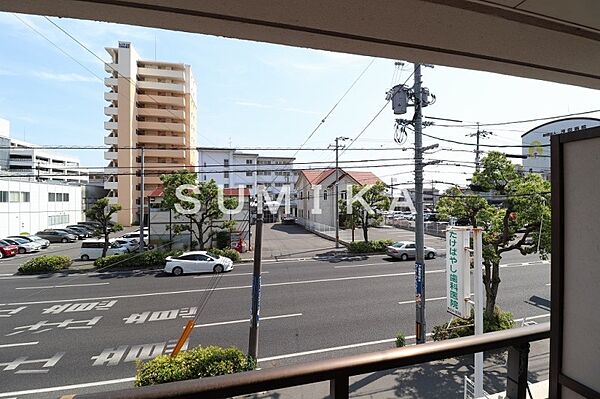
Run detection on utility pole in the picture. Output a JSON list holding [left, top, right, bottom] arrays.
[[138, 146, 145, 253], [413, 63, 426, 345], [469, 123, 493, 172], [330, 136, 349, 248], [248, 210, 263, 361]]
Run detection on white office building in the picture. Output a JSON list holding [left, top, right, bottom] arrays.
[[0, 178, 83, 237], [198, 147, 297, 195], [521, 117, 600, 180]]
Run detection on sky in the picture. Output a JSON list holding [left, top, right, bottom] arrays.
[[1, 11, 600, 189]]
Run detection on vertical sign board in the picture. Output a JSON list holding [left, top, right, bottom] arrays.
[[446, 228, 470, 319]]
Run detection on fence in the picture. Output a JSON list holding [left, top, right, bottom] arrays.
[[296, 217, 336, 237], [385, 218, 449, 238]]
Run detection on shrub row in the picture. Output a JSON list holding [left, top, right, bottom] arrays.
[[347, 239, 394, 253], [135, 345, 255, 387], [94, 250, 182, 270], [431, 307, 514, 341], [209, 247, 241, 262], [18, 255, 72, 274]]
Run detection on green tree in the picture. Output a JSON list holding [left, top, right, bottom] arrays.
[[340, 181, 390, 242], [85, 198, 123, 258], [160, 171, 238, 250], [436, 152, 551, 318]]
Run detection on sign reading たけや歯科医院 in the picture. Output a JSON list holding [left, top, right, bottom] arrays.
[[446, 228, 470, 318]]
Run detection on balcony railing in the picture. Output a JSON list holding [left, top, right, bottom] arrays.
[[66, 323, 549, 399]]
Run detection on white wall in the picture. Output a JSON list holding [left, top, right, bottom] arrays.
[[0, 179, 83, 237]]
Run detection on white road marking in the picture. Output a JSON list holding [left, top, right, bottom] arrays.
[[0, 377, 136, 398], [1, 271, 445, 306], [258, 333, 433, 363], [513, 313, 550, 323], [0, 341, 38, 349], [398, 296, 446, 305], [334, 262, 397, 269], [195, 313, 302, 328], [193, 271, 269, 279], [15, 282, 110, 290]]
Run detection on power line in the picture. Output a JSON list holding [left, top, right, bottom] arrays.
[[421, 132, 550, 148], [428, 109, 600, 128]]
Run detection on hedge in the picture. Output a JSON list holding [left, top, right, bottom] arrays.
[[347, 239, 394, 253], [94, 250, 182, 270], [432, 307, 514, 341], [208, 247, 241, 262], [18, 255, 72, 274], [135, 345, 255, 387]]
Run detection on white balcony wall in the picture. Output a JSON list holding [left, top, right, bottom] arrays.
[[138, 67, 185, 80], [137, 81, 185, 93]]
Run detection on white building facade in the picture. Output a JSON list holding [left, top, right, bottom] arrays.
[[198, 148, 297, 195], [521, 117, 600, 180], [0, 179, 83, 237]]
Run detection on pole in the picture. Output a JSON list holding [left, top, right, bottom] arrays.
[[413, 63, 426, 345], [475, 123, 481, 172], [335, 138, 340, 249], [248, 212, 263, 361], [473, 228, 484, 397], [248, 194, 252, 251], [138, 147, 145, 253]]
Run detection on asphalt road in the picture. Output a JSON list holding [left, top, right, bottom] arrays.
[[0, 251, 550, 398]]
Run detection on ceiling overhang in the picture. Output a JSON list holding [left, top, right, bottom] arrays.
[[1, 0, 599, 88]]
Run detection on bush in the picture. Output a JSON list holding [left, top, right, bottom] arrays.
[[432, 307, 514, 341], [135, 345, 255, 386], [94, 250, 182, 270], [215, 231, 231, 249], [209, 247, 241, 263], [347, 239, 393, 253], [395, 332, 406, 348], [19, 255, 72, 274]]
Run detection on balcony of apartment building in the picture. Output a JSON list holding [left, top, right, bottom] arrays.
[[104, 180, 119, 190], [136, 120, 186, 133], [137, 80, 185, 93], [137, 132, 186, 146], [136, 93, 186, 108], [104, 135, 118, 146], [104, 63, 117, 74], [104, 105, 118, 116], [104, 91, 118, 101], [137, 107, 185, 120], [104, 121, 118, 130], [137, 66, 185, 81], [143, 148, 187, 159], [104, 149, 119, 161], [104, 77, 118, 87]]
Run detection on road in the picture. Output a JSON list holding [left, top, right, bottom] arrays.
[[0, 251, 550, 398]]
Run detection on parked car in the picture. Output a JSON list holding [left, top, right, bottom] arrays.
[[164, 251, 234, 276], [282, 215, 296, 225], [121, 232, 149, 245], [45, 228, 87, 240], [0, 240, 18, 259], [3, 237, 42, 254], [111, 237, 140, 253], [386, 241, 437, 261], [35, 230, 77, 243], [7, 235, 50, 249], [79, 240, 129, 261], [78, 221, 102, 230], [67, 225, 95, 236]]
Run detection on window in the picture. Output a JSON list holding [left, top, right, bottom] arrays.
[[21, 192, 30, 203], [224, 159, 229, 167], [9, 192, 20, 202], [246, 159, 253, 176], [63, 193, 69, 202], [49, 193, 55, 202], [0, 191, 7, 202], [224, 184, 229, 188], [300, 191, 303, 199], [324, 190, 328, 200], [224, 171, 229, 178], [48, 214, 69, 226], [245, 184, 253, 189]]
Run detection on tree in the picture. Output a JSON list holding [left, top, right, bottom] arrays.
[[338, 199, 361, 242], [339, 181, 390, 242], [160, 171, 238, 250], [436, 152, 551, 319], [85, 198, 123, 258]]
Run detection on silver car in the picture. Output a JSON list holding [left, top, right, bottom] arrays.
[[386, 241, 436, 261]]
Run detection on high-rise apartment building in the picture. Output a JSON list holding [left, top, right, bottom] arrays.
[[104, 41, 197, 226]]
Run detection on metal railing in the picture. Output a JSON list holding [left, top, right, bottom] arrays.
[[67, 323, 549, 399]]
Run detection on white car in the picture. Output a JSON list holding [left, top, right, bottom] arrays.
[[164, 251, 234, 276], [79, 240, 129, 260], [121, 232, 149, 245], [3, 237, 42, 254], [386, 241, 437, 260], [111, 238, 140, 252]]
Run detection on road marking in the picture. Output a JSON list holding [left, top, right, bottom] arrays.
[[0, 271, 445, 306], [258, 332, 433, 363], [398, 296, 446, 305], [193, 271, 270, 279], [195, 313, 302, 328], [0, 341, 38, 349], [334, 262, 397, 269], [0, 377, 136, 398], [15, 282, 110, 290]]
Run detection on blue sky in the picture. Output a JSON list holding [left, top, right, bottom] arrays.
[[1, 12, 600, 187]]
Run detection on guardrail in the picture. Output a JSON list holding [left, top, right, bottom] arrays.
[[65, 323, 550, 399]]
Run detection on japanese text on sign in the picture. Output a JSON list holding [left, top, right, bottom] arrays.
[[446, 228, 470, 318]]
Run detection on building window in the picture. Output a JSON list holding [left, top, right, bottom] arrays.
[[0, 191, 7, 202], [48, 214, 69, 226], [245, 184, 253, 189], [246, 159, 253, 176], [9, 192, 20, 202], [300, 191, 303, 199], [224, 159, 229, 167], [324, 190, 328, 200], [21, 192, 30, 203], [224, 184, 229, 188], [224, 171, 229, 178], [63, 193, 69, 202]]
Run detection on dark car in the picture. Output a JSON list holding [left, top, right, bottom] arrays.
[[64, 227, 92, 238], [78, 221, 103, 229], [0, 240, 18, 259], [48, 228, 87, 240], [68, 224, 95, 234], [7, 235, 50, 249], [35, 230, 77, 243]]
